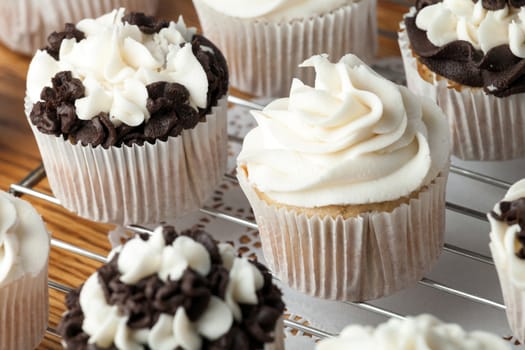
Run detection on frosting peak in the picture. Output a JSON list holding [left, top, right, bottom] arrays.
[[238, 54, 449, 207]]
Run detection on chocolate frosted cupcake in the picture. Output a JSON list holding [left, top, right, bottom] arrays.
[[0, 191, 50, 350], [400, 0, 525, 160], [489, 179, 525, 343], [25, 9, 229, 224], [58, 225, 285, 350]]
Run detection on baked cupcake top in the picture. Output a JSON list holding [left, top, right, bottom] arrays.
[[316, 314, 509, 349], [237, 54, 449, 207], [489, 178, 525, 288], [26, 8, 228, 148], [58, 225, 284, 350], [196, 0, 353, 21], [0, 191, 49, 285], [405, 0, 525, 97]]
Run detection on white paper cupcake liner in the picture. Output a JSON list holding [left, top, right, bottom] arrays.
[[490, 239, 525, 343], [399, 27, 525, 161], [26, 97, 228, 225], [0, 0, 159, 56], [238, 169, 448, 301], [193, 0, 377, 97], [0, 264, 48, 350]]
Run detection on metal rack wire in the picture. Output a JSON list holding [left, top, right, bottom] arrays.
[[9, 95, 514, 346]]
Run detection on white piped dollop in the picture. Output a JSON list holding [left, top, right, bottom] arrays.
[[237, 54, 449, 207], [26, 8, 208, 127]]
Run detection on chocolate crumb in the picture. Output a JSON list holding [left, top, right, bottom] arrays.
[[491, 198, 525, 259]]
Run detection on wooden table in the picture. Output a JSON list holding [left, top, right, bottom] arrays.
[[0, 1, 408, 348]]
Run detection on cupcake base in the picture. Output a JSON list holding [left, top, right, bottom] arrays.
[[399, 27, 525, 161], [26, 96, 228, 225], [0, 265, 48, 350], [237, 167, 448, 301], [193, 0, 377, 97]]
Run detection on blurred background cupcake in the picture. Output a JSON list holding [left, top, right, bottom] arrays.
[[25, 8, 229, 225], [400, 0, 525, 161], [237, 54, 450, 301], [316, 314, 510, 349], [0, 191, 50, 350], [192, 0, 377, 97], [489, 178, 525, 344], [0, 0, 159, 56]]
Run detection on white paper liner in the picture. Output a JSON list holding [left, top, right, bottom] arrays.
[[399, 27, 525, 161], [193, 0, 377, 97], [0, 263, 48, 350], [0, 0, 159, 56], [237, 169, 448, 301], [26, 97, 228, 225], [490, 240, 525, 343]]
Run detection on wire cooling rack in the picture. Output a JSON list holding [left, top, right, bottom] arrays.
[[10, 93, 524, 348]]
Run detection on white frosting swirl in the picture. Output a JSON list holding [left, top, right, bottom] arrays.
[[413, 0, 525, 58], [489, 178, 525, 289], [316, 314, 509, 349], [80, 226, 265, 349], [26, 8, 208, 127], [237, 54, 449, 207], [197, 0, 353, 21], [0, 191, 49, 286]]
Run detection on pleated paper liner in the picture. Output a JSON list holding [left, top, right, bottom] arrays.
[[25, 96, 228, 225], [0, 264, 48, 350], [490, 235, 525, 344], [0, 0, 159, 56], [238, 168, 448, 302], [399, 26, 525, 161], [193, 0, 377, 97]]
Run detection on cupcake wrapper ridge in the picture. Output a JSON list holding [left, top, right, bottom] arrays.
[[238, 168, 448, 301], [193, 0, 377, 97], [26, 96, 228, 225]]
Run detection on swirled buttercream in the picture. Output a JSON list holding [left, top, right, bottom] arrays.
[[0, 191, 49, 286], [316, 314, 509, 349], [26, 8, 208, 127], [196, 0, 353, 21], [489, 179, 525, 289], [237, 54, 449, 207]]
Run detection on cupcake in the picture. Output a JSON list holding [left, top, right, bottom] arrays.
[[25, 9, 229, 225], [58, 225, 285, 350], [316, 314, 510, 349], [489, 179, 525, 343], [400, 0, 525, 160], [192, 0, 377, 97], [237, 54, 450, 301], [0, 191, 50, 350], [0, 0, 159, 56]]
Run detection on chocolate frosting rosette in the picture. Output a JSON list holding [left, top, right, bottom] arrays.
[[399, 0, 525, 160], [58, 225, 285, 350], [25, 9, 229, 224]]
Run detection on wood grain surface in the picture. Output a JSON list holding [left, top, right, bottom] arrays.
[[0, 1, 408, 348]]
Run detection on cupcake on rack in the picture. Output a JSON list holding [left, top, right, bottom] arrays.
[[58, 225, 285, 350], [0, 0, 159, 56], [237, 54, 450, 301], [192, 0, 377, 97], [316, 314, 509, 349], [0, 191, 50, 350], [400, 0, 525, 160], [25, 8, 229, 225], [489, 178, 525, 343]]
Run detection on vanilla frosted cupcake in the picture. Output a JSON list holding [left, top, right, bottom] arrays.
[[0, 191, 50, 350], [192, 0, 377, 97], [58, 225, 285, 350], [26, 9, 229, 224], [237, 54, 450, 301], [489, 179, 525, 343], [316, 314, 509, 349], [400, 0, 525, 160]]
